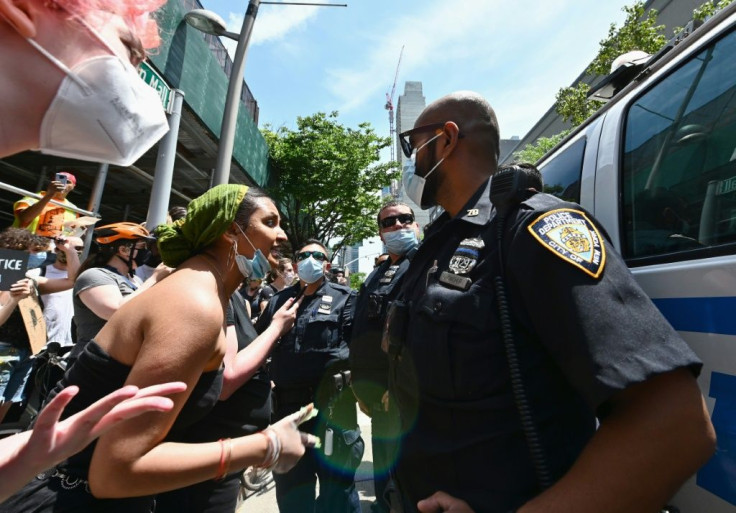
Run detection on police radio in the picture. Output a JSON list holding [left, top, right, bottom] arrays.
[[490, 164, 553, 491], [490, 163, 542, 215]]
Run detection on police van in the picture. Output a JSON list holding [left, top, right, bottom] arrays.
[[536, 3, 736, 511]]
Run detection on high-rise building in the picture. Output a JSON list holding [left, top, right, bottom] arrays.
[[395, 81, 432, 232]]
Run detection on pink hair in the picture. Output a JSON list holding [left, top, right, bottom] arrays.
[[43, 0, 167, 49]]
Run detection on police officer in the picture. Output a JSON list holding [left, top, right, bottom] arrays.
[[257, 239, 364, 512], [387, 91, 715, 513], [350, 201, 420, 513]]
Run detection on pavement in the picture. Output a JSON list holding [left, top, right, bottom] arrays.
[[237, 411, 377, 512]]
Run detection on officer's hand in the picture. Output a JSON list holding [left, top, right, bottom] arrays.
[[271, 296, 301, 336], [417, 491, 475, 513], [267, 404, 320, 474]]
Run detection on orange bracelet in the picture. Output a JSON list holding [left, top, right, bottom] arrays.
[[214, 438, 230, 481]]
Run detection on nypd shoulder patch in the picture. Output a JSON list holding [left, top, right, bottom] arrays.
[[527, 208, 606, 278]]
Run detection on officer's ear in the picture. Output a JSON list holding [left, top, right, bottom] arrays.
[[439, 121, 462, 158], [325, 262, 331, 272], [0, 0, 39, 38]]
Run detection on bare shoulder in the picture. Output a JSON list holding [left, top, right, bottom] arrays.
[[99, 267, 225, 364]]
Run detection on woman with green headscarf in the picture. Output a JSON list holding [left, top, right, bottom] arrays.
[[2, 185, 317, 513]]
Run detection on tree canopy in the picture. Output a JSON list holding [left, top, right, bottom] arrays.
[[514, 0, 712, 162], [261, 112, 399, 259], [512, 130, 571, 164], [554, 1, 665, 127]]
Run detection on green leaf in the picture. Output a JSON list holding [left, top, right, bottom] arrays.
[[261, 112, 400, 258]]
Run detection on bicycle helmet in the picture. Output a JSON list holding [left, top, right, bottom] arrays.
[[94, 222, 152, 245]]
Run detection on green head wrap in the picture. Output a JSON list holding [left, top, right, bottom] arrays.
[[156, 184, 248, 267]]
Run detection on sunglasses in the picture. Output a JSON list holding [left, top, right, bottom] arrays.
[[296, 250, 327, 262], [379, 213, 415, 229], [398, 122, 465, 158], [398, 123, 445, 158]]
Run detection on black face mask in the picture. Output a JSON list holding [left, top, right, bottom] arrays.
[[133, 248, 151, 268], [145, 252, 162, 267]]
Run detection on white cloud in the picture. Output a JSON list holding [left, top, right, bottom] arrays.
[[221, 4, 319, 60], [323, 0, 573, 116], [322, 0, 629, 137]]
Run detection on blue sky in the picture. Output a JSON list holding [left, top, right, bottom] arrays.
[[199, 0, 633, 146]]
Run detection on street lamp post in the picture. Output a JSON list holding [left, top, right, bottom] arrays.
[[185, 1, 347, 187]]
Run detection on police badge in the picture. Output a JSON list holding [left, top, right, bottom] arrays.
[[379, 265, 399, 284], [448, 238, 484, 275], [440, 238, 484, 291]]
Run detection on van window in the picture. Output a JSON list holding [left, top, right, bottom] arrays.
[[539, 137, 585, 203], [622, 29, 736, 260]]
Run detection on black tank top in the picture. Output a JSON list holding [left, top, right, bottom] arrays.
[[171, 295, 271, 443], [50, 340, 224, 476]]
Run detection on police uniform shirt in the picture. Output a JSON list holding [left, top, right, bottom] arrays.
[[350, 255, 410, 401], [390, 177, 701, 513], [257, 280, 355, 390]]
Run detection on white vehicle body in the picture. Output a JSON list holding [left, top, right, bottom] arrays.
[[536, 5, 736, 511]]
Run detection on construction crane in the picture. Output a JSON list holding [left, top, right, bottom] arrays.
[[385, 45, 404, 162]]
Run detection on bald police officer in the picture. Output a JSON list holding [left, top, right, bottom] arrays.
[[386, 91, 715, 513]]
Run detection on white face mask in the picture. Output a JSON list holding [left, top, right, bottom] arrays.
[[297, 257, 326, 284], [401, 133, 444, 209], [24, 24, 169, 167]]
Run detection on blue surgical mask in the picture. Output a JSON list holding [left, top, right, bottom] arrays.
[[27, 252, 48, 270], [382, 228, 418, 256], [297, 257, 325, 284], [402, 133, 444, 209], [234, 225, 271, 280]]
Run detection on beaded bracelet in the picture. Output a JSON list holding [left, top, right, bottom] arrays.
[[255, 429, 281, 471]]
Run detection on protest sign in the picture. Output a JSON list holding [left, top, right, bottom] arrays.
[[0, 248, 29, 291]]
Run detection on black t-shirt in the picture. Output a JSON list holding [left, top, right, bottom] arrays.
[[260, 284, 275, 306], [389, 178, 701, 513]]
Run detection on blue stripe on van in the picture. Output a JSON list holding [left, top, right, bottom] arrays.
[[652, 297, 736, 336], [697, 371, 736, 505]]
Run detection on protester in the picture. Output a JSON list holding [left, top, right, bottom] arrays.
[[0, 228, 79, 423], [257, 239, 363, 513], [40, 236, 84, 347], [0, 0, 169, 164], [350, 201, 420, 513], [258, 257, 295, 313], [68, 222, 167, 362], [387, 91, 715, 513], [12, 172, 79, 238], [240, 277, 265, 319], [1, 184, 317, 512], [155, 287, 301, 512]]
